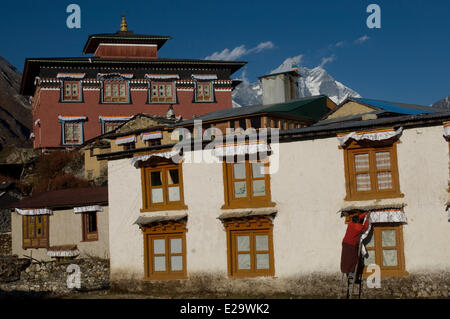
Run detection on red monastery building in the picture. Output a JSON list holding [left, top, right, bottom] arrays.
[[20, 17, 246, 149]]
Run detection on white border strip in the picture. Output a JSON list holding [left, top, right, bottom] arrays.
[[15, 208, 53, 216]]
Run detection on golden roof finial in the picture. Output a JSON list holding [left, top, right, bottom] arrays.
[[120, 15, 128, 32]]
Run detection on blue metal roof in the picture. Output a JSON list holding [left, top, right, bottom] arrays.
[[352, 98, 436, 115]]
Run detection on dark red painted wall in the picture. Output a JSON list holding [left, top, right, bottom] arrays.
[[33, 88, 232, 148]]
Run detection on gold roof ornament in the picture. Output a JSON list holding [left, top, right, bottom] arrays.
[[120, 16, 128, 32]]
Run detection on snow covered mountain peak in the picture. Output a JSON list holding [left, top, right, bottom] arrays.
[[232, 57, 361, 107]]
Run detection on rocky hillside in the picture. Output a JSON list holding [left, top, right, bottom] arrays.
[[0, 56, 32, 149]]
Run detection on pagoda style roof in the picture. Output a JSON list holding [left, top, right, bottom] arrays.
[[20, 57, 247, 95], [82, 32, 172, 54], [82, 16, 171, 54]]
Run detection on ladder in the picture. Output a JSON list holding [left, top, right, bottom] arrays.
[[341, 241, 364, 299]]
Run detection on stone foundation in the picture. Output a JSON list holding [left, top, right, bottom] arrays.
[[110, 272, 450, 298], [0, 257, 109, 296], [0, 233, 11, 256]]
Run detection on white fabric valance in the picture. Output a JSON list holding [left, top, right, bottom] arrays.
[[47, 249, 80, 258], [34, 119, 40, 126], [29, 132, 35, 139], [131, 150, 181, 167], [338, 127, 403, 146], [97, 73, 133, 79], [73, 205, 103, 214], [56, 73, 86, 79], [192, 75, 217, 80], [99, 116, 132, 122], [116, 135, 136, 145], [15, 208, 53, 216], [214, 143, 271, 157], [58, 115, 87, 121], [141, 131, 162, 141], [359, 209, 406, 257], [444, 125, 450, 138], [145, 74, 180, 80], [369, 209, 406, 223]]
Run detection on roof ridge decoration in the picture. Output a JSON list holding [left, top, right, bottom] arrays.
[[337, 127, 403, 147]]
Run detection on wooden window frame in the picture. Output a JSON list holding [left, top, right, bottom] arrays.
[[63, 121, 83, 145], [122, 142, 136, 151], [195, 81, 214, 102], [222, 160, 275, 209], [145, 139, 162, 147], [224, 217, 275, 278], [362, 224, 408, 278], [149, 81, 176, 104], [141, 162, 187, 212], [343, 141, 403, 201], [143, 221, 187, 280], [82, 211, 98, 242], [103, 121, 124, 134], [61, 81, 82, 102], [22, 215, 49, 249], [102, 80, 129, 103]]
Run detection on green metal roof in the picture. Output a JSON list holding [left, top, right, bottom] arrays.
[[176, 95, 331, 126]]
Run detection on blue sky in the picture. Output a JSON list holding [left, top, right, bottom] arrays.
[[0, 0, 448, 105]]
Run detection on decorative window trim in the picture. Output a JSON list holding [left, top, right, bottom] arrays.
[[143, 220, 187, 280], [343, 141, 403, 201], [140, 162, 187, 212], [115, 135, 137, 145], [192, 75, 216, 103], [16, 208, 53, 216], [99, 116, 132, 134], [338, 128, 403, 147], [59, 80, 83, 103], [443, 122, 450, 140], [58, 117, 86, 145], [214, 142, 271, 158], [56, 73, 86, 79], [222, 160, 275, 209], [22, 215, 49, 249], [73, 205, 103, 214], [224, 216, 275, 278], [131, 150, 182, 168], [141, 131, 163, 141], [147, 79, 178, 104], [99, 75, 132, 104]]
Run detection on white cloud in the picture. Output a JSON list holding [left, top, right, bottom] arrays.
[[319, 55, 336, 68], [334, 41, 345, 47], [252, 41, 275, 53], [205, 41, 275, 61], [355, 35, 370, 44]]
